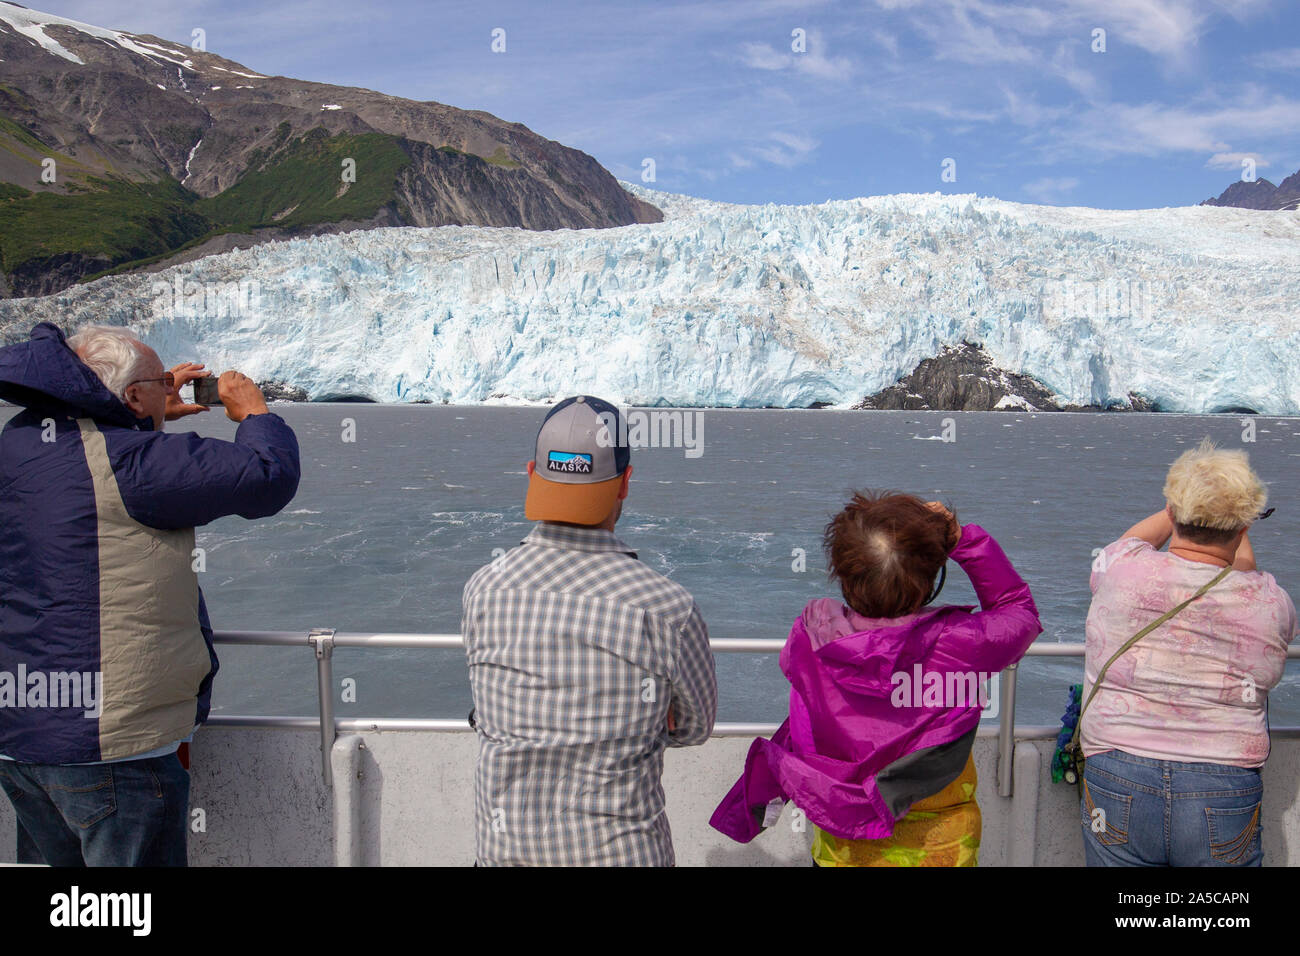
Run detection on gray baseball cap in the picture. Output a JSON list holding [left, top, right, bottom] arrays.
[[525, 396, 630, 524]]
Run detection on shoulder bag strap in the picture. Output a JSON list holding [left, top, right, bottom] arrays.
[[1070, 564, 1232, 752]]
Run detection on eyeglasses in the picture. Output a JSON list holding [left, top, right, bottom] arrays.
[[128, 372, 175, 389]]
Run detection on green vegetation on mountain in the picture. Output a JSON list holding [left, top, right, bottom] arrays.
[[485, 147, 521, 168], [0, 127, 412, 283], [0, 111, 53, 156], [0, 175, 208, 276], [195, 129, 411, 230]]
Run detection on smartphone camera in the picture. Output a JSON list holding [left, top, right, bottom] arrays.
[[193, 377, 223, 406]]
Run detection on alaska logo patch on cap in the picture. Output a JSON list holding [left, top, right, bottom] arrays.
[[547, 451, 593, 474]]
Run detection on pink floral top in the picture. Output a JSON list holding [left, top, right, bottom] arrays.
[[1083, 537, 1297, 767]]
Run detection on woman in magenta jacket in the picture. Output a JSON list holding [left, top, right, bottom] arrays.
[[711, 491, 1041, 866]]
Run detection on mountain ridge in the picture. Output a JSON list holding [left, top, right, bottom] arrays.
[[1201, 166, 1300, 211], [0, 2, 660, 296]]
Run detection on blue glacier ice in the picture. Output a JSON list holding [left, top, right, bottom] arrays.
[[2, 183, 1296, 412]]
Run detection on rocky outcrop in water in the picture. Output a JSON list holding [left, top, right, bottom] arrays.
[[855, 343, 1157, 412], [257, 381, 309, 402]]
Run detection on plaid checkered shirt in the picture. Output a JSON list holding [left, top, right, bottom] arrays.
[[463, 522, 717, 866]]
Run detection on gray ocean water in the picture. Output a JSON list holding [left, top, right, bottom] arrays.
[[9, 405, 1300, 726]]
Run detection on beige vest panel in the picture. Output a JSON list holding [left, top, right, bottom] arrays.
[[77, 419, 212, 761]]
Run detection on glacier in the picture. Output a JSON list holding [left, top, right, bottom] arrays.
[[1, 183, 1297, 413]]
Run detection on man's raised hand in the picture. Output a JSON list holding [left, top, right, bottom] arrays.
[[164, 362, 210, 421], [217, 371, 270, 423]]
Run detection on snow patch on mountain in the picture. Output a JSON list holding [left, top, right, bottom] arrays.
[[0, 2, 83, 63], [210, 65, 267, 78], [0, 1, 191, 68]]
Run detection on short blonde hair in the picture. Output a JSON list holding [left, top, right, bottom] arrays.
[[1163, 438, 1266, 531]]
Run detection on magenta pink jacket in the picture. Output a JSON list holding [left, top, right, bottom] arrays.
[[710, 524, 1041, 842]]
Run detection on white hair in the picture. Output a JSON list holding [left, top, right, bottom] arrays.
[[66, 325, 152, 401]]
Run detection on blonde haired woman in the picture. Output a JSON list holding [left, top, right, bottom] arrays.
[[1082, 439, 1296, 866]]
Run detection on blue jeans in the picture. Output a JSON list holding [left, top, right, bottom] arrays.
[[1080, 749, 1262, 867], [0, 754, 189, 866]]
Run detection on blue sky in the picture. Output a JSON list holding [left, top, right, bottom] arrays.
[[46, 0, 1300, 209]]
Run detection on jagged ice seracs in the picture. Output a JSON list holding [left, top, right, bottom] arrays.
[[2, 183, 1297, 413]]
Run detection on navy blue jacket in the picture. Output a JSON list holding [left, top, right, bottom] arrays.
[[0, 322, 300, 762]]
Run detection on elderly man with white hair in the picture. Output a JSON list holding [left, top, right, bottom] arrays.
[[0, 321, 300, 866]]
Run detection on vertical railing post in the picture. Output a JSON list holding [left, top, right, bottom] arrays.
[[997, 662, 1018, 797], [309, 628, 336, 788]]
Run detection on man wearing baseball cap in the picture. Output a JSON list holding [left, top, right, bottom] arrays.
[[462, 395, 717, 866]]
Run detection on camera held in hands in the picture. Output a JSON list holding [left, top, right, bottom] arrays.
[[193, 376, 223, 406]]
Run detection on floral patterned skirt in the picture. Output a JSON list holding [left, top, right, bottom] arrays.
[[810, 754, 981, 867]]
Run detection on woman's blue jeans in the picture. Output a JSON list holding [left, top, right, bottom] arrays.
[[0, 754, 189, 866], [1080, 749, 1262, 867]]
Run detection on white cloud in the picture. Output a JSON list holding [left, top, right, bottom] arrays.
[[891, 97, 1003, 123], [873, 0, 1252, 73], [1065, 96, 1300, 157], [845, 2, 1295, 172], [1023, 176, 1080, 202], [1048, 41, 1101, 98], [908, 5, 1038, 66], [735, 31, 855, 83], [1065, 0, 1209, 60], [738, 41, 788, 72], [1250, 47, 1300, 71], [999, 84, 1070, 127], [796, 50, 856, 82], [749, 131, 819, 168], [1206, 151, 1268, 170]]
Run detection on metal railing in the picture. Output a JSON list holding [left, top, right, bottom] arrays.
[[208, 630, 1300, 795]]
